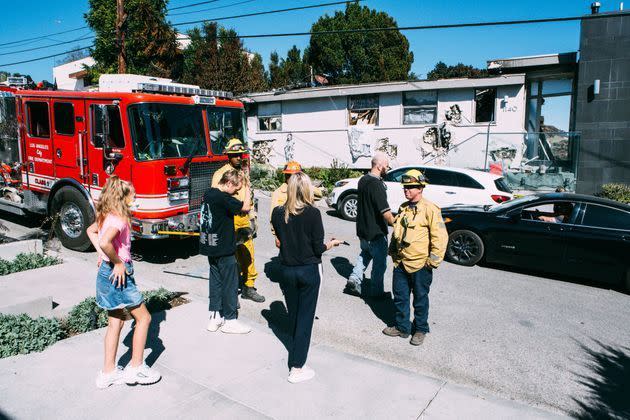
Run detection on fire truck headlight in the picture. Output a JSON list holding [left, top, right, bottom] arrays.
[[169, 191, 181, 201]]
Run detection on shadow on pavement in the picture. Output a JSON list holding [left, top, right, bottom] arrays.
[[330, 256, 396, 327], [571, 339, 630, 419], [131, 237, 199, 264], [261, 301, 293, 353], [118, 310, 167, 368]]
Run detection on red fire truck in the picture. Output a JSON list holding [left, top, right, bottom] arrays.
[[0, 74, 247, 250]]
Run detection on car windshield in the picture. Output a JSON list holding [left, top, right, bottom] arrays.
[[488, 194, 539, 211], [206, 106, 246, 155], [128, 103, 207, 161]]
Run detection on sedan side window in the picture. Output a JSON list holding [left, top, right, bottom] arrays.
[[385, 168, 406, 182], [582, 204, 630, 230], [422, 168, 458, 186], [521, 201, 575, 223]]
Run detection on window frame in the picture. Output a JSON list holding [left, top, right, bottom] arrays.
[[25, 100, 51, 139], [474, 87, 497, 124], [579, 203, 630, 231], [257, 102, 283, 132], [348, 94, 379, 126], [402, 90, 438, 126], [53, 102, 75, 136], [89, 103, 125, 149]]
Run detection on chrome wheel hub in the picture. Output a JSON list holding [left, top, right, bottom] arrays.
[[60, 203, 84, 239], [344, 198, 358, 219]]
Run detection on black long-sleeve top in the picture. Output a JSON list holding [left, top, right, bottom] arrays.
[[271, 205, 327, 266]]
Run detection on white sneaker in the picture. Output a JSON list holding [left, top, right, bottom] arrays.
[[95, 366, 124, 389], [124, 363, 161, 385], [207, 312, 224, 332], [220, 319, 251, 334], [288, 366, 315, 384]]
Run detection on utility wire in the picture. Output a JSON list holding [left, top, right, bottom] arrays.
[[0, 13, 619, 67], [0, 35, 94, 57], [169, 0, 256, 17], [172, 0, 364, 26], [169, 0, 222, 11]]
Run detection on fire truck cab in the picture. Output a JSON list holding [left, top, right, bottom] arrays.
[[0, 74, 246, 250]]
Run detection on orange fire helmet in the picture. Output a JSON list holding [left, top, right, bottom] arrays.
[[282, 161, 302, 174]]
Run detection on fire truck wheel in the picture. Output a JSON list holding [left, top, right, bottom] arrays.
[[51, 186, 95, 251]]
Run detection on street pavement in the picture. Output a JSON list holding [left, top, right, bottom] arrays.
[[1, 191, 629, 417]]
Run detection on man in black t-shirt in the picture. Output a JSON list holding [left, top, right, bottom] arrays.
[[200, 169, 252, 334], [347, 152, 395, 297]]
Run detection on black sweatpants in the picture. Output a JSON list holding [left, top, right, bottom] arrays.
[[283, 263, 321, 369], [208, 255, 239, 320]]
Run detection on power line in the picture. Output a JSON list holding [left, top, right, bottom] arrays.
[[169, 0, 257, 17], [169, 0, 222, 11], [0, 13, 617, 67], [0, 35, 94, 57], [0, 27, 88, 48], [172, 0, 364, 26]]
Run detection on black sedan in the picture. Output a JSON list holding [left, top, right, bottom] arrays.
[[441, 193, 630, 290]]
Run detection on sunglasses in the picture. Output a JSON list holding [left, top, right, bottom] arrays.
[[403, 185, 422, 190], [401, 175, 427, 184]]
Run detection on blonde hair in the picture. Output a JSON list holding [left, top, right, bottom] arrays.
[[96, 175, 135, 228], [284, 172, 314, 223], [219, 168, 244, 186]]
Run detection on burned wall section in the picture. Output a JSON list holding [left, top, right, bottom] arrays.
[[575, 11, 630, 194]]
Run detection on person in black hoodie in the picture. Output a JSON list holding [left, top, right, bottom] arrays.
[[271, 172, 342, 384]]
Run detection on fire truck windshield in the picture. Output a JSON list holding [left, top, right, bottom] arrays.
[[206, 107, 246, 155], [128, 103, 207, 161]]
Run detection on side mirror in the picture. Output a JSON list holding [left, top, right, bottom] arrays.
[[509, 211, 521, 223]]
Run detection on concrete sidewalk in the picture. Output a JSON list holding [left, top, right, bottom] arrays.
[[0, 298, 562, 420]]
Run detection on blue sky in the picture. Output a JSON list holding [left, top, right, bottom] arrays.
[[0, 0, 616, 83]]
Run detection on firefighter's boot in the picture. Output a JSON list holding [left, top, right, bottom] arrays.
[[241, 286, 265, 303]]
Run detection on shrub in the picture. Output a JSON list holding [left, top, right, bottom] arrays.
[[0, 314, 65, 358], [0, 253, 61, 276], [250, 163, 283, 191], [64, 297, 108, 335], [142, 288, 179, 312], [303, 159, 362, 191], [598, 183, 630, 204]]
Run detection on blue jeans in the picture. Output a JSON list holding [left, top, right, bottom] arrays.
[[349, 236, 387, 296], [392, 265, 433, 334]]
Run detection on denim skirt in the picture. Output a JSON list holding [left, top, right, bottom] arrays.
[[96, 261, 143, 311]]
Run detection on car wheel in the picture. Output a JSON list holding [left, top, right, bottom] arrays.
[[339, 193, 358, 221], [446, 229, 484, 266], [51, 186, 95, 251]]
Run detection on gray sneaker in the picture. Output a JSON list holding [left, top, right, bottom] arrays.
[[410, 332, 426, 346], [242, 286, 265, 303]]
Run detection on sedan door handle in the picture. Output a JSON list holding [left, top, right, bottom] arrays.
[[445, 191, 456, 195]]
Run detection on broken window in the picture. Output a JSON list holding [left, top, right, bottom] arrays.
[[474, 88, 496, 123], [26, 101, 50, 138], [257, 102, 282, 131], [348, 95, 378, 126], [403, 91, 437, 125]]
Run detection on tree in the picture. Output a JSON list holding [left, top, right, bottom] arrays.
[[268, 45, 310, 89], [85, 0, 180, 78], [306, 2, 413, 84], [427, 62, 488, 81], [181, 24, 267, 94], [55, 46, 91, 66]]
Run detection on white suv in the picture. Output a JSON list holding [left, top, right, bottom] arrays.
[[327, 165, 513, 221]]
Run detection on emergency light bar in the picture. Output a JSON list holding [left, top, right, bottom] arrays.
[[137, 82, 233, 99]]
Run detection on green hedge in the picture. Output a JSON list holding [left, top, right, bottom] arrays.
[[251, 159, 362, 192], [598, 183, 630, 204], [0, 314, 64, 358], [0, 288, 181, 359], [0, 253, 62, 276]]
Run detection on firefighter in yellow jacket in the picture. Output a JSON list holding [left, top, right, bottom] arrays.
[[270, 160, 323, 219], [383, 169, 448, 346], [211, 139, 264, 303]]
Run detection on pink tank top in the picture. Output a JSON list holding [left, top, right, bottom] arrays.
[[98, 214, 132, 263]]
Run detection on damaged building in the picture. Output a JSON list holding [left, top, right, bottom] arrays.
[[243, 7, 630, 194]]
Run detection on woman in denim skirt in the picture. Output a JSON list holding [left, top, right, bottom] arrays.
[[86, 176, 161, 389]]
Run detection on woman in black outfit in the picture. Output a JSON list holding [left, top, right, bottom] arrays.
[[271, 172, 341, 384]]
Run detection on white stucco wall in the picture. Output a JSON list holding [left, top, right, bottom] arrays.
[[248, 83, 527, 171], [52, 57, 96, 91]]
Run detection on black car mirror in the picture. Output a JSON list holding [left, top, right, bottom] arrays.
[[509, 212, 521, 223]]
